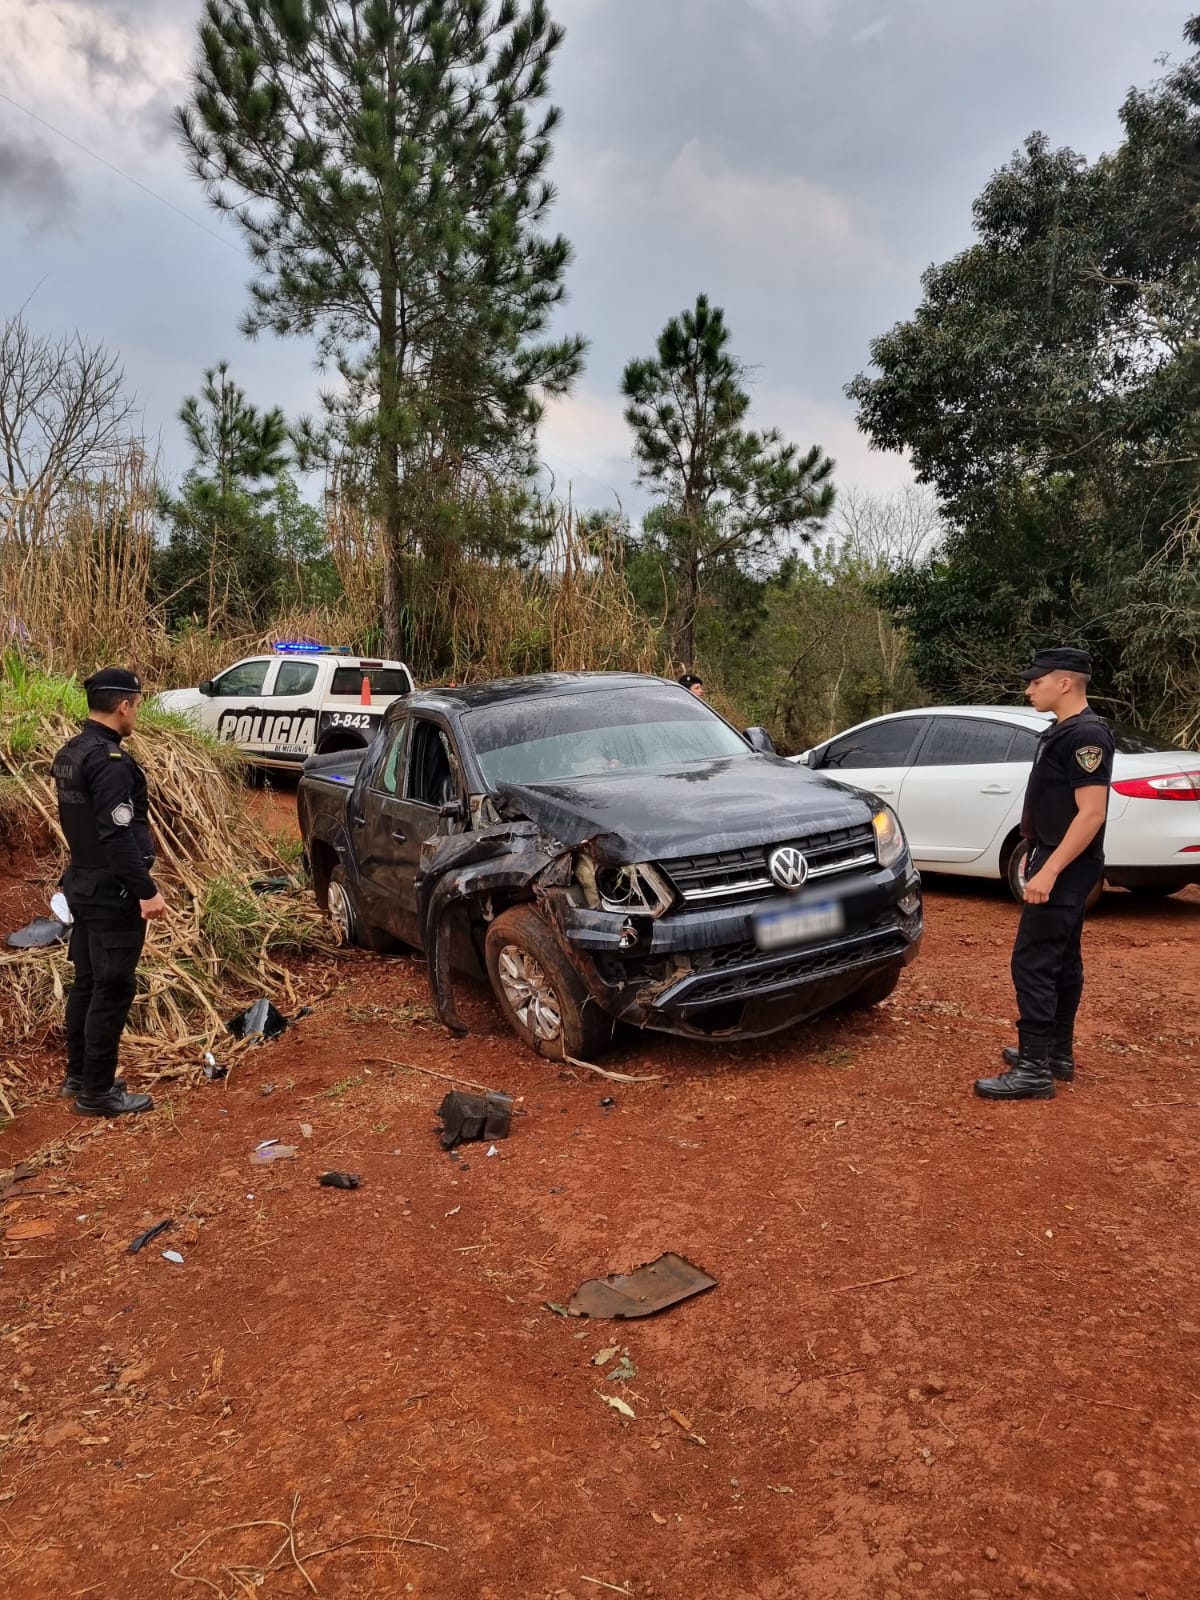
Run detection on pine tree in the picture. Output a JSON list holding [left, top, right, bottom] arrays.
[[622, 294, 836, 664], [179, 361, 289, 501], [178, 0, 585, 655]]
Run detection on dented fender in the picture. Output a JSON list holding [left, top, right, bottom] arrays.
[[414, 820, 573, 1033]]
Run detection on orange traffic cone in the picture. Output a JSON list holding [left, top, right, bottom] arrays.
[[360, 674, 371, 706]]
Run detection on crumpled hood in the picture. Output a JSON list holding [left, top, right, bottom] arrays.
[[496, 755, 877, 865]]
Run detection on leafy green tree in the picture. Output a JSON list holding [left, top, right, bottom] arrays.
[[178, 0, 586, 656], [622, 294, 835, 664], [847, 16, 1200, 735]]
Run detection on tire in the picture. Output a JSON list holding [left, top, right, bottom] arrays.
[[841, 965, 902, 1011], [1004, 838, 1103, 913], [327, 864, 396, 953], [484, 904, 613, 1061]]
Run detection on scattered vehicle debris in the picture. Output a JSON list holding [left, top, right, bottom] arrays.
[[202, 1052, 226, 1081], [227, 998, 289, 1041], [161, 1249, 185, 1265], [6, 915, 68, 949], [127, 1219, 173, 1255], [250, 1143, 298, 1164], [568, 1253, 718, 1319], [600, 1096, 616, 1109], [0, 1165, 37, 1202], [250, 874, 295, 895], [437, 1089, 514, 1150], [318, 1171, 362, 1189]]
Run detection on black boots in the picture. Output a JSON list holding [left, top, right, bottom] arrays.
[[72, 1086, 154, 1117], [60, 1075, 126, 1099], [1001, 1037, 1075, 1082], [975, 1025, 1056, 1100]]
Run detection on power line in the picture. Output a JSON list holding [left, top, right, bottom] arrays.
[[0, 88, 242, 257]]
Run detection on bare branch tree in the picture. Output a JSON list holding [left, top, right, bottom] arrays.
[[0, 316, 138, 544], [834, 484, 945, 570]]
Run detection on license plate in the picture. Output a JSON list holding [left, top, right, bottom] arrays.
[[754, 899, 844, 951]]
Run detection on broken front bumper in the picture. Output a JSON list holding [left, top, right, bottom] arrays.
[[550, 860, 923, 1041]]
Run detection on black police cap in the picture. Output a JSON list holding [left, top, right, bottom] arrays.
[[84, 667, 142, 695], [1018, 647, 1092, 681], [677, 673, 704, 689]]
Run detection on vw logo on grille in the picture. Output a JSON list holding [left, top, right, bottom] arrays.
[[768, 845, 809, 891]]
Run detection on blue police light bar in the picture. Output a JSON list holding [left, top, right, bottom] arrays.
[[273, 640, 352, 655]]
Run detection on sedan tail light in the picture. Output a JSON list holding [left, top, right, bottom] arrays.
[[1112, 771, 1200, 801]]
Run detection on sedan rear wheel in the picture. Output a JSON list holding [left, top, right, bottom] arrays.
[[1004, 839, 1103, 913]]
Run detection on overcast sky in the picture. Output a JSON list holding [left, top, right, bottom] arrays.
[[0, 0, 1192, 515]]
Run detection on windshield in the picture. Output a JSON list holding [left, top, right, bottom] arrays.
[[464, 685, 750, 786], [1108, 723, 1187, 755]]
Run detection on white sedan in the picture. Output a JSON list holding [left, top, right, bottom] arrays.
[[793, 706, 1200, 901]]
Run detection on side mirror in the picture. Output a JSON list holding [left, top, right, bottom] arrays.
[[743, 726, 776, 754], [198, 680, 215, 696], [797, 749, 814, 767]]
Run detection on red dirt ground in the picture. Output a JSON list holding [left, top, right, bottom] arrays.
[[2, 798, 1199, 1599]]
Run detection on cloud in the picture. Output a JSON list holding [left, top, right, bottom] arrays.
[[0, 133, 78, 234], [665, 139, 884, 279], [754, 382, 914, 496], [742, 0, 844, 34], [850, 15, 891, 45]]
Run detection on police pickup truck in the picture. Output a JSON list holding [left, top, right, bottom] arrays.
[[157, 645, 415, 771]]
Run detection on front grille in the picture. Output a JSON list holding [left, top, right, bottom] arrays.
[[680, 930, 909, 1004], [659, 823, 877, 907]]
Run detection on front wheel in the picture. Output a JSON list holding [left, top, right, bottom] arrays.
[[484, 904, 613, 1061], [328, 864, 396, 953]]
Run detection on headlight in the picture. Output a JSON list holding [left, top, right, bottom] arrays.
[[872, 806, 908, 868], [594, 862, 676, 918]]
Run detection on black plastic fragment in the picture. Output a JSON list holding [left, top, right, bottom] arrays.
[[128, 1219, 173, 1255], [226, 997, 289, 1040], [250, 875, 294, 895], [318, 1171, 362, 1189], [437, 1089, 514, 1150]]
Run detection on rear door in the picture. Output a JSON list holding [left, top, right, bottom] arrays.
[[814, 716, 931, 804], [896, 716, 1033, 863], [254, 657, 322, 766]]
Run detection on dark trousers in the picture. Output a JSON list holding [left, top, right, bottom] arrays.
[[1010, 867, 1094, 1035], [64, 912, 146, 1093]]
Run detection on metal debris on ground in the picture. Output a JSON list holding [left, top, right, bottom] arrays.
[[161, 1249, 185, 1265], [227, 997, 289, 1041], [6, 915, 68, 949], [568, 1253, 718, 1320], [128, 1219, 173, 1255], [318, 1171, 362, 1189], [436, 1089, 514, 1150], [202, 1052, 226, 1081], [250, 1143, 298, 1164]]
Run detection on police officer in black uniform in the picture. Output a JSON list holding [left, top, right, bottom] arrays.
[[52, 668, 167, 1116], [974, 647, 1114, 1102]]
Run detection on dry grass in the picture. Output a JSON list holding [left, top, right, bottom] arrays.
[[0, 660, 337, 1108]]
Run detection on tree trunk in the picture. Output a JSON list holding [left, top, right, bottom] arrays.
[[377, 275, 409, 660]]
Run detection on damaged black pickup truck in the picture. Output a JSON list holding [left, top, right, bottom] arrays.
[[297, 673, 923, 1059]]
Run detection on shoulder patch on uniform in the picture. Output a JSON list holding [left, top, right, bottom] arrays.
[[1075, 745, 1103, 773], [111, 802, 134, 827], [108, 749, 123, 758]]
